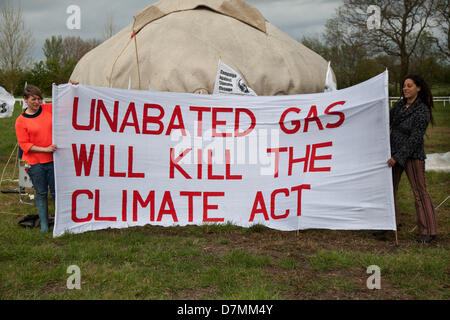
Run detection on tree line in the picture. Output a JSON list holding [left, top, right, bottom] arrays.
[[0, 0, 449, 97], [302, 0, 449, 95], [0, 34, 100, 97], [0, 1, 109, 97]]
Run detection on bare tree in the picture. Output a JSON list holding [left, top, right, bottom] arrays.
[[325, 0, 438, 82], [0, 0, 33, 94], [40, 35, 100, 85], [103, 10, 117, 40], [62, 36, 101, 65], [434, 0, 450, 61]]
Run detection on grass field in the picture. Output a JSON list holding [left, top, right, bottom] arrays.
[[0, 101, 448, 300]]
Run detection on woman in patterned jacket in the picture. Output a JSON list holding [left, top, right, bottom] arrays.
[[386, 74, 437, 243]]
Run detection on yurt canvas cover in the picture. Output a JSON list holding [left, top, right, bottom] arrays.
[[70, 0, 333, 95]]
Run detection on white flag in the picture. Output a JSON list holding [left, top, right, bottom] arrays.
[[213, 60, 257, 96], [0, 86, 15, 118], [324, 61, 337, 92]]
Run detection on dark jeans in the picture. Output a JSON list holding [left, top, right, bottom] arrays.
[[27, 162, 55, 232]]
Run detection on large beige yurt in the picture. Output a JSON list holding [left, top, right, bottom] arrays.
[[70, 0, 333, 95]]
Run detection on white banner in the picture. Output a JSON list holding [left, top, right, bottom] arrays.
[[52, 72, 395, 237]]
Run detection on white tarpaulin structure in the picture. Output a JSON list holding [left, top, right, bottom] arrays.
[[0, 86, 15, 119], [52, 71, 395, 237], [70, 0, 334, 95], [324, 62, 337, 92], [425, 152, 450, 172]]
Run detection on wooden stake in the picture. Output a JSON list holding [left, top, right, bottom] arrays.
[[394, 230, 399, 246]]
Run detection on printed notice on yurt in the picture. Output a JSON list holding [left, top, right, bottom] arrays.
[[52, 72, 396, 237]]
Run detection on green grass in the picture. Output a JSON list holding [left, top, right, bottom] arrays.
[[0, 97, 449, 300], [0, 102, 21, 163], [425, 101, 450, 154], [307, 248, 449, 299], [0, 224, 281, 299], [431, 83, 450, 97]]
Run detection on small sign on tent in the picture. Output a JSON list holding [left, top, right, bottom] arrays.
[[213, 60, 257, 96]]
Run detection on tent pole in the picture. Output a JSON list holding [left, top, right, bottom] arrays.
[[134, 34, 142, 90], [131, 20, 142, 90]]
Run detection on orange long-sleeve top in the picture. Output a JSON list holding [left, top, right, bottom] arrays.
[[15, 103, 53, 165]]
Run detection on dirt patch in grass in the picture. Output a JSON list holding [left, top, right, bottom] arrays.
[[275, 265, 414, 300], [167, 225, 448, 299], [171, 286, 220, 300], [40, 281, 69, 298]]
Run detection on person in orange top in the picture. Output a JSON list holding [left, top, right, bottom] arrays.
[[15, 85, 57, 233]]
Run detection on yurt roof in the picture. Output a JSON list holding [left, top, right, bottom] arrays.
[[70, 0, 333, 95], [133, 0, 266, 34]]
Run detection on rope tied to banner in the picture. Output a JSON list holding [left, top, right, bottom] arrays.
[[409, 195, 450, 233], [0, 143, 18, 189]]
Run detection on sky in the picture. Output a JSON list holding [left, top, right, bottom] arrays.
[[7, 0, 343, 62]]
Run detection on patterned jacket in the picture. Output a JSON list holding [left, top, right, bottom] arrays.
[[390, 98, 430, 167]]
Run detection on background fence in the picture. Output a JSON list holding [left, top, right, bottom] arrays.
[[389, 96, 449, 107]]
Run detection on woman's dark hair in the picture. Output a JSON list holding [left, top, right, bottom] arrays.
[[23, 85, 43, 100], [402, 74, 434, 125]]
